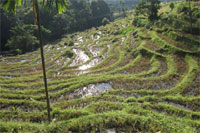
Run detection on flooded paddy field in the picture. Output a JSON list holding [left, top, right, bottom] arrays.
[[1, 17, 200, 133]]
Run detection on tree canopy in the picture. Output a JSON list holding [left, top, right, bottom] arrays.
[[135, 0, 161, 20], [0, 0, 113, 54], [0, 0, 68, 14]]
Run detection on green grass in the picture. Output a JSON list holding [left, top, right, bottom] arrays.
[[0, 1, 200, 132]]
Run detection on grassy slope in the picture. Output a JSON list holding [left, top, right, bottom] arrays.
[[0, 1, 200, 133]]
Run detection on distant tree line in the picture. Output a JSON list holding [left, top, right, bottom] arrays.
[[132, 0, 200, 35], [0, 0, 112, 54], [105, 0, 178, 13]]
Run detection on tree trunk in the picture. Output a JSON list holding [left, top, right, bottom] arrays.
[[32, 0, 51, 122], [188, 0, 193, 33]]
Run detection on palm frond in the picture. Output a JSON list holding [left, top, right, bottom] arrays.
[[0, 0, 18, 14], [0, 0, 69, 14], [44, 0, 69, 14]]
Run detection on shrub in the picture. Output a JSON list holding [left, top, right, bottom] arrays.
[[135, 0, 160, 21], [132, 17, 142, 27], [192, 7, 200, 18], [102, 18, 110, 25], [64, 40, 74, 46], [133, 17, 146, 27], [62, 50, 73, 58], [125, 46, 132, 52], [6, 25, 39, 54], [176, 3, 188, 13], [169, 3, 174, 11], [15, 49, 22, 55]]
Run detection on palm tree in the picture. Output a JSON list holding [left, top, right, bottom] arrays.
[[188, 0, 193, 33], [1, 0, 68, 122]]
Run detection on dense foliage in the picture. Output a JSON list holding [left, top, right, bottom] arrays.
[[0, 0, 112, 54], [105, 0, 140, 12], [135, 0, 161, 21], [6, 25, 39, 54], [133, 1, 200, 35]]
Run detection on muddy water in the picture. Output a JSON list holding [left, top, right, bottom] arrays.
[[104, 129, 116, 133], [97, 31, 102, 35], [122, 24, 126, 28], [70, 49, 89, 66], [35, 59, 41, 64], [112, 76, 180, 90], [0, 58, 21, 63], [77, 36, 83, 43], [95, 35, 100, 41], [44, 45, 53, 52], [74, 42, 80, 45], [121, 37, 126, 45], [81, 83, 112, 97], [107, 44, 112, 48], [20, 59, 27, 63], [161, 102, 192, 111], [55, 57, 63, 65], [89, 46, 102, 57], [185, 72, 200, 95], [1, 58, 27, 63], [3, 75, 12, 79], [142, 58, 167, 78], [92, 34, 101, 41], [63, 57, 70, 64], [70, 83, 112, 99], [101, 44, 111, 59], [78, 58, 101, 70], [73, 36, 84, 45]]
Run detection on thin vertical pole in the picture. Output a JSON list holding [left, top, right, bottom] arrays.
[[188, 0, 193, 33], [32, 0, 51, 122]]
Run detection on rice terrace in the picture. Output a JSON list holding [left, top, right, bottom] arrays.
[[0, 0, 200, 132]]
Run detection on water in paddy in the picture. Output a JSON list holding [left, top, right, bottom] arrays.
[[78, 58, 101, 70], [81, 83, 112, 97], [69, 83, 112, 99], [70, 49, 89, 66], [20, 59, 27, 63]]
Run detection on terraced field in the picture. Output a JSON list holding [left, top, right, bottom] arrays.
[[0, 15, 200, 132]]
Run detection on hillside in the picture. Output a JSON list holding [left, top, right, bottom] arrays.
[[0, 1, 200, 133]]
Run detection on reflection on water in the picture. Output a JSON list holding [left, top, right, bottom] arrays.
[[78, 58, 101, 70], [80, 83, 112, 98], [70, 49, 89, 66], [121, 37, 125, 45], [20, 59, 27, 63], [69, 83, 112, 99]]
